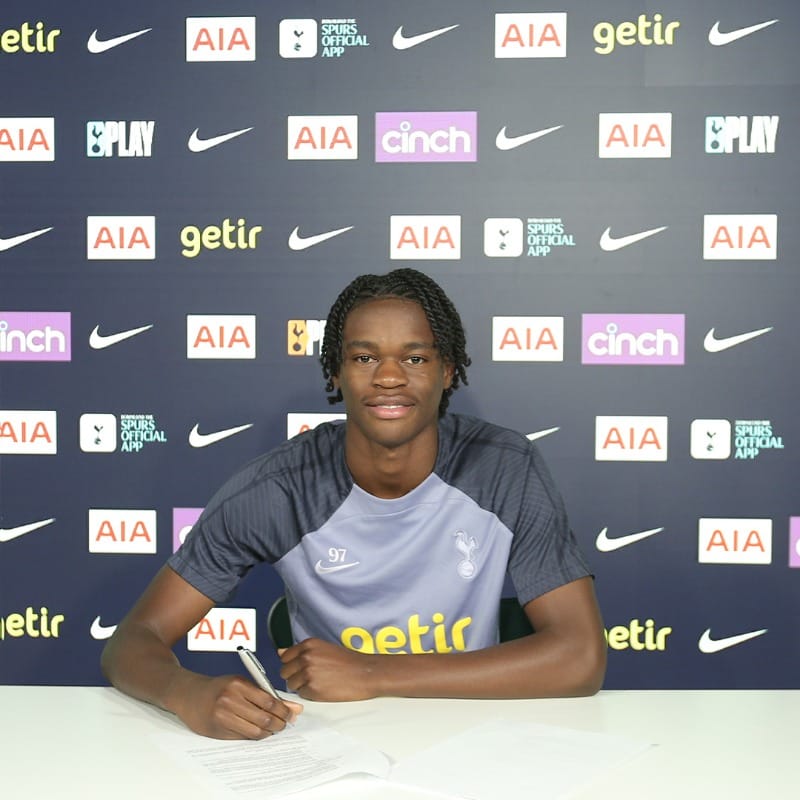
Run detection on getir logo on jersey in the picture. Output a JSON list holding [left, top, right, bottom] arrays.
[[495, 13, 566, 58], [0, 117, 54, 161], [88, 509, 156, 554], [86, 121, 154, 157], [287, 412, 346, 439], [288, 115, 358, 160], [582, 314, 684, 365], [173, 507, 203, 552], [86, 216, 155, 260], [186, 17, 255, 61], [188, 607, 256, 651], [390, 215, 461, 260], [492, 317, 564, 362], [288, 319, 326, 356], [703, 214, 776, 260], [698, 518, 772, 565], [0, 410, 56, 454], [0, 312, 70, 362], [599, 113, 672, 158], [596, 415, 668, 461], [187, 314, 256, 359], [705, 116, 779, 154]]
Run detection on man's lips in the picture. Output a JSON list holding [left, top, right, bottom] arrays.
[[365, 397, 414, 419]]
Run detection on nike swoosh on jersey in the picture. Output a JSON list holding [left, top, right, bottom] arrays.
[[0, 227, 53, 252], [90, 616, 117, 640], [87, 28, 153, 54], [599, 226, 668, 252], [595, 527, 664, 552], [526, 427, 560, 442], [187, 127, 254, 153], [392, 24, 460, 50], [708, 19, 778, 46], [288, 225, 354, 251], [189, 423, 253, 448], [703, 326, 773, 353], [0, 518, 56, 543], [495, 125, 563, 151], [314, 560, 360, 575], [89, 324, 153, 350], [698, 628, 767, 653]]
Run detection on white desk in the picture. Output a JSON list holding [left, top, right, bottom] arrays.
[[1, 687, 796, 799]]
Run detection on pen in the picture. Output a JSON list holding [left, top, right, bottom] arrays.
[[237, 645, 279, 699]]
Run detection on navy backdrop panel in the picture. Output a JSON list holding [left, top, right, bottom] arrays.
[[1, 1, 798, 688]]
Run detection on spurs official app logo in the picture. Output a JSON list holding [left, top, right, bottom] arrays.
[[0, 312, 70, 361], [86, 121, 154, 157], [288, 319, 326, 356], [375, 112, 477, 163], [0, 410, 56, 454], [0, 607, 64, 641], [173, 507, 203, 551], [705, 116, 779, 154], [703, 214, 776, 260], [0, 117, 54, 161], [279, 18, 370, 58], [0, 22, 60, 53], [288, 115, 358, 160], [604, 618, 672, 651], [495, 13, 567, 58], [187, 315, 255, 359], [593, 14, 680, 55], [698, 518, 772, 565], [188, 607, 256, 651], [492, 317, 564, 362], [80, 413, 167, 453], [390, 215, 461, 260], [582, 314, 684, 365], [691, 419, 784, 460], [690, 419, 732, 459], [87, 216, 155, 260], [80, 413, 117, 452], [88, 509, 157, 554], [595, 415, 668, 461], [599, 113, 672, 158], [287, 412, 346, 439], [180, 218, 262, 258], [790, 518, 800, 569], [484, 217, 575, 258], [186, 17, 255, 61]]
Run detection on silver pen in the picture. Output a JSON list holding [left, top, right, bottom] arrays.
[[237, 645, 279, 699]]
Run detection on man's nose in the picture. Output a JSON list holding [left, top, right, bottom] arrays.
[[373, 358, 407, 386]]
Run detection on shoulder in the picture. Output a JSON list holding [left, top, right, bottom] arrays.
[[438, 412, 533, 461]]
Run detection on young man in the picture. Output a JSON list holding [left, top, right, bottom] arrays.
[[101, 268, 606, 740]]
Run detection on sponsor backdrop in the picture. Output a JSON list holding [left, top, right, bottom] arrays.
[[1, 0, 798, 688]]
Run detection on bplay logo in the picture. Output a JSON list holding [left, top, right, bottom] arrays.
[[390, 215, 461, 260], [705, 116, 779, 154], [581, 314, 684, 365], [698, 518, 772, 565], [288, 115, 358, 160], [0, 21, 60, 53], [375, 112, 477, 163], [599, 113, 672, 158], [188, 607, 256, 652], [180, 218, 262, 258], [703, 214, 776, 260], [287, 412, 346, 439], [88, 509, 157, 554], [186, 17, 255, 61], [87, 216, 155, 260], [0, 607, 64, 641], [492, 317, 564, 362], [0, 117, 54, 161], [790, 518, 800, 569], [605, 618, 672, 651], [187, 314, 256, 359], [86, 121, 154, 157], [495, 13, 566, 58], [0, 312, 70, 361], [593, 13, 680, 55], [279, 18, 370, 58], [80, 413, 167, 453], [0, 410, 56, 454], [173, 507, 203, 551], [288, 319, 326, 356], [595, 415, 668, 462]]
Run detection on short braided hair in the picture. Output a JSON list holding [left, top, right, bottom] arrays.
[[320, 268, 470, 416]]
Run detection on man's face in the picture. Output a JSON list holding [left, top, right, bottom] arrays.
[[334, 297, 453, 451]]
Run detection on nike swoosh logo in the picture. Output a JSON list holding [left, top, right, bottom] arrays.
[[703, 326, 773, 353], [87, 28, 153, 54], [0, 227, 53, 252], [392, 24, 460, 50], [90, 616, 117, 640], [596, 527, 664, 552], [89, 324, 153, 350], [189, 423, 253, 448], [526, 427, 560, 442], [599, 226, 668, 252], [187, 127, 254, 153], [698, 628, 767, 653], [0, 518, 56, 543], [496, 125, 563, 151], [288, 225, 354, 251], [314, 560, 360, 575], [708, 20, 778, 46]]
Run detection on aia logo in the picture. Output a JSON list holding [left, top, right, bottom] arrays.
[[494, 13, 567, 58], [0, 117, 54, 161], [287, 319, 326, 356], [287, 412, 346, 439], [389, 215, 461, 260], [492, 317, 564, 362], [187, 607, 257, 651], [287, 115, 358, 160], [88, 509, 157, 554], [703, 214, 776, 260], [173, 507, 203, 552], [86, 216, 155, 260], [186, 17, 255, 61], [698, 518, 772, 565], [187, 314, 256, 359], [599, 113, 672, 158], [0, 410, 56, 454], [595, 415, 668, 461]]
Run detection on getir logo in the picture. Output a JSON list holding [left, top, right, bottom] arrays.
[[595, 415, 668, 461], [375, 112, 477, 163], [582, 314, 684, 365], [390, 215, 461, 260], [0, 410, 56, 454], [288, 319, 326, 356], [605, 618, 672, 651], [186, 17, 255, 61], [0, 117, 54, 162], [495, 13, 566, 58], [599, 113, 671, 158], [288, 115, 358, 160], [593, 14, 680, 55], [705, 116, 779, 154], [0, 607, 64, 641], [173, 507, 203, 552], [180, 218, 262, 258], [188, 607, 256, 651], [87, 216, 155, 260], [187, 314, 255, 359], [0, 312, 70, 362], [86, 121, 154, 157], [88, 509, 157, 554], [0, 21, 60, 53], [492, 317, 564, 362], [287, 412, 346, 439], [341, 612, 472, 654], [703, 214, 776, 260], [698, 518, 772, 565]]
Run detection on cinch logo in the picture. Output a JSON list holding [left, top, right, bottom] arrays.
[[495, 13, 566, 58], [375, 112, 477, 163], [86, 215, 155, 260], [593, 14, 680, 55], [698, 518, 772, 565], [187, 314, 256, 359], [0, 117, 54, 162], [86, 121, 154, 157], [0, 410, 56, 454], [186, 16, 255, 61], [287, 319, 326, 356], [703, 214, 776, 260], [341, 612, 473, 654], [595, 415, 668, 461], [173, 507, 203, 552], [599, 113, 672, 158], [0, 607, 64, 641], [0, 22, 60, 54], [581, 314, 684, 365], [492, 317, 564, 362], [279, 18, 370, 58], [605, 618, 672, 651], [705, 116, 779, 154], [187, 607, 256, 651], [180, 218, 262, 258], [790, 518, 800, 569], [287, 115, 358, 160], [0, 312, 70, 362], [690, 419, 732, 459], [390, 215, 461, 260], [88, 509, 157, 554], [287, 412, 346, 439]]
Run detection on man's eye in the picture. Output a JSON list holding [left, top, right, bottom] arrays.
[[355, 355, 373, 363], [407, 356, 425, 365]]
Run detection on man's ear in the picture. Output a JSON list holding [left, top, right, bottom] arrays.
[[443, 362, 454, 390]]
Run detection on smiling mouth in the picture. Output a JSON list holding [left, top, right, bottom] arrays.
[[366, 401, 414, 419]]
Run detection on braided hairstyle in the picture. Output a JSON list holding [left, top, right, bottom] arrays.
[[320, 268, 470, 417]]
